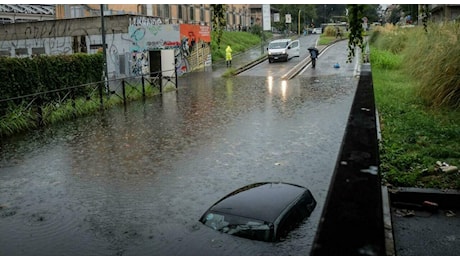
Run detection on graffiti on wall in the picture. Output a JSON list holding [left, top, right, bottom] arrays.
[[175, 39, 190, 77], [129, 16, 163, 26], [0, 19, 91, 56], [131, 50, 149, 76], [127, 24, 193, 77], [127, 24, 180, 52]]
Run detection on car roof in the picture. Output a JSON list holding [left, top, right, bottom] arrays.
[[270, 39, 291, 43], [207, 182, 308, 223]]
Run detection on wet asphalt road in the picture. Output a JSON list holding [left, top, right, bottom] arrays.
[[238, 35, 320, 78], [0, 38, 359, 255]]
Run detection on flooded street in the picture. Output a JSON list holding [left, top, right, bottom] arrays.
[[1, 55, 358, 255]]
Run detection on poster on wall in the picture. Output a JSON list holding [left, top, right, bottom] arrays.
[[179, 24, 211, 50], [128, 24, 180, 52]]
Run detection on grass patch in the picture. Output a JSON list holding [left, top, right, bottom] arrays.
[[222, 68, 237, 78], [318, 26, 349, 45], [371, 24, 460, 189], [211, 31, 271, 62]]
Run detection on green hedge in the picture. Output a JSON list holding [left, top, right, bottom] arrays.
[[0, 53, 103, 103]]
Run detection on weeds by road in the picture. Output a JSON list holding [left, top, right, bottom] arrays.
[[370, 23, 460, 190]]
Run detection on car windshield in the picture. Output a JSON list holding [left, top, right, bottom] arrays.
[[202, 212, 273, 241], [268, 42, 288, 49]]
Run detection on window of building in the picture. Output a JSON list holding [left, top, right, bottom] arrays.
[[162, 4, 170, 18], [72, 36, 87, 53], [32, 47, 45, 56], [178, 5, 183, 20], [15, 48, 28, 56], [156, 5, 161, 16], [72, 36, 79, 53], [200, 5, 204, 22], [80, 36, 87, 53], [189, 5, 194, 21], [0, 50, 10, 57], [70, 6, 83, 18]]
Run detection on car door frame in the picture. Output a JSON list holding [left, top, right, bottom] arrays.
[[287, 40, 300, 59]]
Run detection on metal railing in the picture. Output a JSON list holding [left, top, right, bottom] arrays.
[[0, 68, 177, 130]]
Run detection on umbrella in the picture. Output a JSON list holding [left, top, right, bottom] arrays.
[[308, 47, 319, 55]]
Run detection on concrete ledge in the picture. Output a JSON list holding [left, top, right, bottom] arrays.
[[311, 64, 385, 256]]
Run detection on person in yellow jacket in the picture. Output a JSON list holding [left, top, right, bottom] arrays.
[[225, 45, 232, 67]]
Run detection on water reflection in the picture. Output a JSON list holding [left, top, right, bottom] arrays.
[[0, 71, 358, 255]]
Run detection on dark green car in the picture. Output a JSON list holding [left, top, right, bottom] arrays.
[[199, 182, 317, 242]]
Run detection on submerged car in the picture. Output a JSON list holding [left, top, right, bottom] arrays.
[[199, 182, 317, 242]]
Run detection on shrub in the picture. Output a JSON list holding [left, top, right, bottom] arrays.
[[370, 22, 460, 109]]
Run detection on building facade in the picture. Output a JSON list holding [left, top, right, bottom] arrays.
[[429, 4, 460, 22], [54, 4, 253, 30]]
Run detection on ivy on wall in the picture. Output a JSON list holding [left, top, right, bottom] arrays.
[[347, 4, 365, 63]]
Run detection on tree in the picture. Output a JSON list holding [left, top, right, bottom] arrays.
[[361, 4, 380, 23], [388, 6, 402, 25], [315, 4, 347, 24], [272, 4, 317, 32], [399, 4, 419, 24], [211, 4, 227, 49]]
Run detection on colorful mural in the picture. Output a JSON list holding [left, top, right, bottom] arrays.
[[127, 24, 210, 77]]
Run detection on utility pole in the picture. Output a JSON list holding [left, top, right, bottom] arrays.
[[298, 9, 301, 36], [100, 4, 109, 93]]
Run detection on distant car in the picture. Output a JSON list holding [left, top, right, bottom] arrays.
[[199, 182, 317, 242], [312, 28, 322, 34], [267, 38, 300, 63]]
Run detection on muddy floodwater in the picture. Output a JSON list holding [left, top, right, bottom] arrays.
[[0, 72, 358, 255]]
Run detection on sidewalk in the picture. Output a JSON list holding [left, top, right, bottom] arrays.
[[209, 41, 268, 77], [209, 33, 288, 77]]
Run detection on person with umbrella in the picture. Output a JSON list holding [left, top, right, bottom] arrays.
[[308, 47, 319, 68]]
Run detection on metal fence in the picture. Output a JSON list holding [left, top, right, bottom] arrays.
[[0, 68, 177, 130]]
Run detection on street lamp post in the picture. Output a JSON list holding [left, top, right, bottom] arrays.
[[100, 4, 109, 96], [298, 9, 301, 36]]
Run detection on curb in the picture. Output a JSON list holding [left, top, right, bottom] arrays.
[[232, 55, 268, 76], [382, 185, 396, 256], [384, 186, 460, 256], [388, 186, 460, 209]]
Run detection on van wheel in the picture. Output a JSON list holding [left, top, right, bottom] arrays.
[[269, 59, 273, 63]]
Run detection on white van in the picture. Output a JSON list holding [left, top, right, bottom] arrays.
[[267, 38, 300, 63]]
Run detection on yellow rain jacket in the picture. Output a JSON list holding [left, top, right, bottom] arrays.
[[225, 45, 232, 61]]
